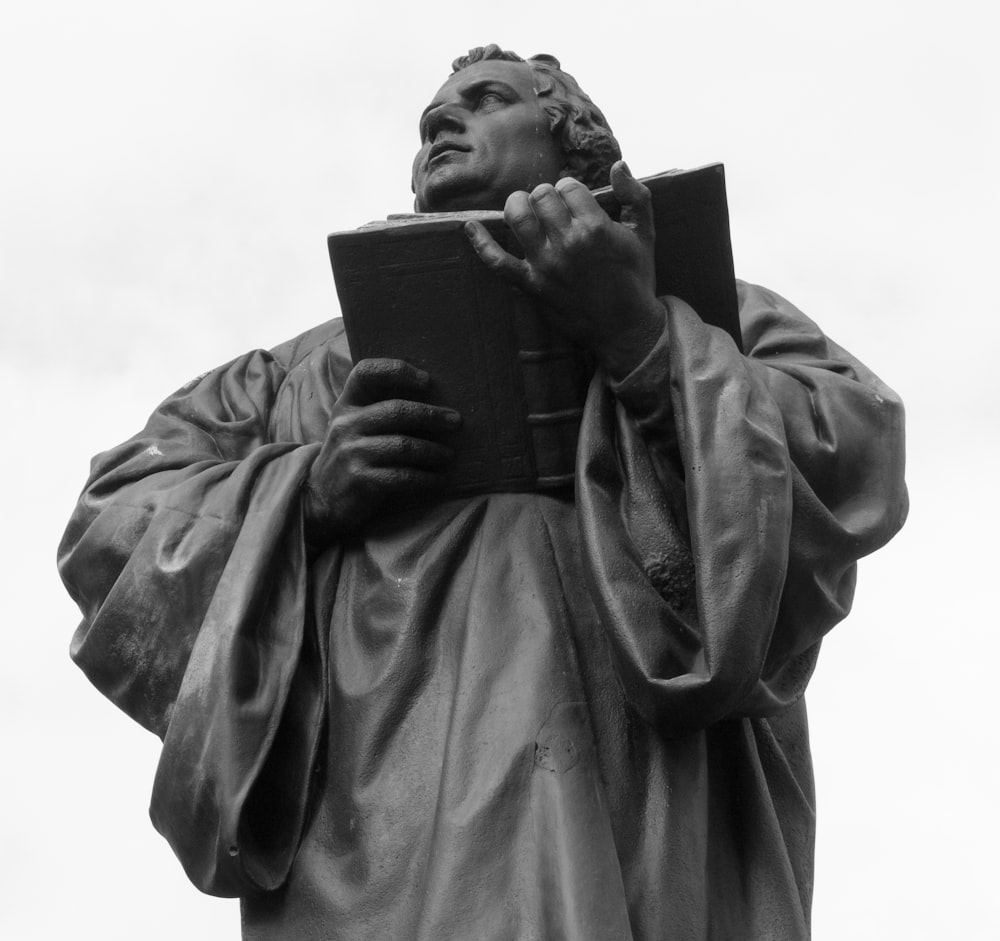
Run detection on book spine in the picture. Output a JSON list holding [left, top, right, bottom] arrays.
[[509, 290, 590, 489]]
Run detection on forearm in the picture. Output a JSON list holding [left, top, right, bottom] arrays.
[[581, 283, 907, 729], [593, 293, 667, 382]]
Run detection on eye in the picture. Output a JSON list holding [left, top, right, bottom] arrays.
[[478, 92, 505, 111]]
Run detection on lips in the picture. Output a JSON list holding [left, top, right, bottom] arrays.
[[428, 140, 470, 162]]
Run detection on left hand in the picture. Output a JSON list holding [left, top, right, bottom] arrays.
[[465, 160, 665, 380]]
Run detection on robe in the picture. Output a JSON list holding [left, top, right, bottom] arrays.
[[59, 282, 907, 940]]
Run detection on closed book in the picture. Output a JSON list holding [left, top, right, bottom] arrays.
[[328, 164, 740, 496]]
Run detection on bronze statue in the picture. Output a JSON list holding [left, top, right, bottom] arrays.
[[59, 45, 908, 940]]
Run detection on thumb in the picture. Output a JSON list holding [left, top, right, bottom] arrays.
[[464, 220, 532, 290], [610, 161, 653, 244]]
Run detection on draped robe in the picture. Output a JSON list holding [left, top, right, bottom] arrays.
[[59, 282, 907, 940]]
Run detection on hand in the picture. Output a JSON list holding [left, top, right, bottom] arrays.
[[303, 358, 460, 544], [464, 160, 665, 380]]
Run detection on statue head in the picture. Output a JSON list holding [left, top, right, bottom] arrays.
[[412, 45, 622, 212]]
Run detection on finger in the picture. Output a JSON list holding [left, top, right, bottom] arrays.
[[360, 434, 455, 469], [341, 358, 431, 406], [352, 399, 462, 436], [359, 466, 449, 497], [610, 161, 654, 244], [554, 176, 602, 220], [503, 190, 544, 255], [465, 220, 531, 290], [527, 182, 572, 236]]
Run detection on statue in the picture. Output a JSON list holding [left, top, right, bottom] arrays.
[[58, 45, 908, 940]]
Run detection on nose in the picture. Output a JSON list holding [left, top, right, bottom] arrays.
[[424, 104, 465, 142]]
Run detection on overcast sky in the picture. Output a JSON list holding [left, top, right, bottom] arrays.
[[2, 1, 997, 938]]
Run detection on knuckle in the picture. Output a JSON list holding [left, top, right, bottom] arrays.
[[529, 183, 556, 201], [504, 196, 533, 224], [326, 421, 350, 447], [504, 190, 528, 210], [561, 232, 587, 257], [383, 357, 411, 375], [345, 452, 365, 478], [508, 212, 536, 232], [329, 411, 350, 432], [480, 251, 505, 272], [352, 358, 378, 380], [383, 400, 407, 423]]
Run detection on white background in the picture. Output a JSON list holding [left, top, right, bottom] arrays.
[[2, 1, 996, 937]]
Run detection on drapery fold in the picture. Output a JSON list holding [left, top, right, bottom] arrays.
[[59, 348, 341, 895], [577, 288, 906, 734], [58, 283, 906, 935]]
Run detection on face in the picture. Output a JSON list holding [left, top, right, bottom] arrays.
[[412, 60, 565, 212]]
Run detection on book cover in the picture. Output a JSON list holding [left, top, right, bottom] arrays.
[[328, 164, 740, 495]]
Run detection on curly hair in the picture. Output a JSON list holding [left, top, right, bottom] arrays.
[[451, 45, 622, 190]]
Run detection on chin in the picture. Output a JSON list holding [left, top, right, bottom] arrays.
[[418, 190, 489, 213], [416, 176, 503, 213]]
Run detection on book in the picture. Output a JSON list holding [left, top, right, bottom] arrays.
[[327, 163, 740, 496]]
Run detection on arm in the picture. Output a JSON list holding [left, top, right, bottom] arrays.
[[59, 349, 323, 895], [577, 285, 907, 732], [466, 165, 906, 733], [59, 342, 460, 895]]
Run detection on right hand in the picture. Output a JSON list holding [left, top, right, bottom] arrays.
[[464, 162, 663, 381], [303, 358, 460, 544]]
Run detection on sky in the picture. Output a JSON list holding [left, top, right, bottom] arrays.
[[2, 0, 997, 937]]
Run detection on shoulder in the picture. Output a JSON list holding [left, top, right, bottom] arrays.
[[735, 280, 903, 403], [268, 318, 350, 372], [736, 280, 833, 363], [267, 319, 353, 444]]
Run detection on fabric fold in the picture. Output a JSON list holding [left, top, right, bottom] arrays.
[[57, 283, 907, 936], [58, 346, 337, 896], [577, 286, 907, 733]]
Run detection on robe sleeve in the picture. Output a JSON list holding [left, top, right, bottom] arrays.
[[576, 281, 908, 734], [57, 349, 327, 897]]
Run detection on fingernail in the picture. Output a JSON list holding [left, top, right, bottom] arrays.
[[621, 161, 633, 177], [445, 409, 462, 425]]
